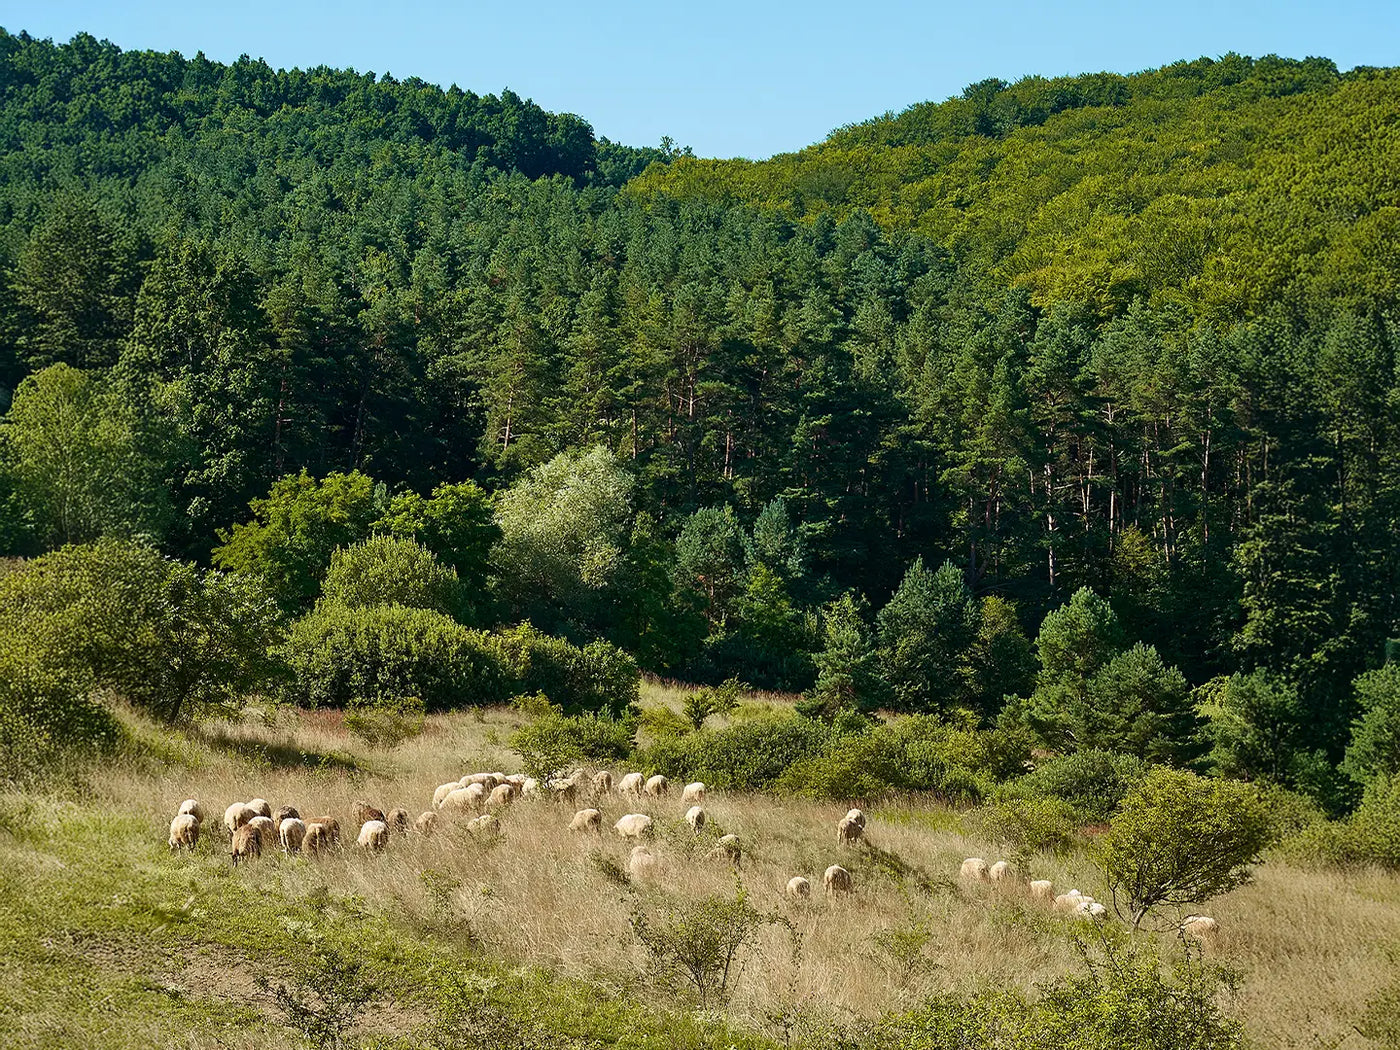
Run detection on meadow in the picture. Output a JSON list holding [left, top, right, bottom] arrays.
[[2, 684, 1398, 1049]]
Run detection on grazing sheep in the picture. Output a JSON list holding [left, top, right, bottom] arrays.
[[550, 780, 577, 805], [592, 770, 613, 795], [440, 787, 481, 814], [307, 816, 341, 846], [1182, 915, 1219, 939], [488, 783, 518, 807], [303, 822, 332, 856], [1074, 900, 1108, 921], [786, 876, 811, 900], [280, 818, 306, 854], [357, 819, 389, 852], [837, 815, 864, 846], [414, 811, 439, 835], [1029, 880, 1055, 901], [223, 802, 255, 836], [614, 813, 654, 840], [681, 781, 706, 804], [521, 778, 541, 798], [628, 845, 660, 879], [385, 808, 410, 834], [168, 813, 200, 850], [433, 782, 461, 808], [845, 808, 867, 829], [461, 773, 493, 787], [1054, 890, 1085, 912], [274, 805, 300, 826], [246, 798, 272, 819], [989, 861, 1013, 882], [569, 808, 603, 833], [714, 834, 741, 865], [246, 815, 277, 849], [505, 774, 528, 788], [959, 857, 991, 882], [467, 814, 502, 837], [643, 774, 670, 798], [177, 799, 205, 823], [685, 805, 706, 833], [618, 772, 645, 796], [824, 865, 853, 896], [231, 823, 262, 865], [355, 801, 386, 826]]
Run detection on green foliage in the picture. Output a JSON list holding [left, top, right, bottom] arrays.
[[681, 677, 745, 730], [342, 695, 426, 750], [674, 504, 747, 629], [376, 480, 500, 586], [804, 593, 889, 716], [876, 558, 978, 713], [975, 796, 1079, 869], [965, 595, 1037, 717], [1343, 664, 1400, 786], [1101, 768, 1274, 927], [214, 471, 383, 612], [279, 603, 514, 712], [1072, 644, 1198, 764], [320, 534, 467, 619], [499, 623, 641, 717], [998, 750, 1150, 824], [1293, 775, 1400, 869], [256, 943, 379, 1050], [639, 713, 835, 792], [510, 702, 635, 779], [0, 650, 121, 782], [1196, 671, 1308, 784]]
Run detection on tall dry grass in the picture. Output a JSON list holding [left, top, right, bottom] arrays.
[[96, 705, 1400, 1048]]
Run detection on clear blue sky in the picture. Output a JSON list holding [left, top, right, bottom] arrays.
[[3, 1, 1399, 158]]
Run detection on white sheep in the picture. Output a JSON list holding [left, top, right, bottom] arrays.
[[989, 860, 1013, 882], [505, 774, 528, 787], [168, 813, 200, 850], [460, 772, 494, 787], [549, 779, 578, 805], [246, 815, 277, 850], [617, 772, 645, 796], [303, 822, 334, 856], [593, 770, 613, 795], [1053, 890, 1085, 913], [681, 781, 706, 804], [844, 808, 866, 829], [246, 798, 272, 819], [468, 814, 502, 837], [644, 774, 670, 798], [433, 782, 461, 808], [1074, 900, 1108, 921], [569, 808, 603, 833], [414, 811, 439, 835], [177, 799, 205, 823], [786, 876, 811, 899], [357, 819, 389, 852], [837, 815, 864, 846], [1182, 915, 1219, 939], [441, 786, 485, 814], [488, 783, 519, 807], [280, 817, 306, 854], [824, 864, 853, 896], [629, 844, 661, 879], [1029, 879, 1055, 901], [521, 778, 541, 798], [223, 802, 255, 836], [959, 857, 991, 881], [685, 805, 706, 832], [614, 813, 654, 840]]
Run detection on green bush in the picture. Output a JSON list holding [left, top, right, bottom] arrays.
[[0, 653, 121, 782], [975, 796, 1079, 868], [998, 749, 1150, 824], [500, 623, 640, 717], [639, 713, 835, 791], [279, 603, 515, 712], [510, 703, 636, 779], [1288, 775, 1400, 869], [320, 535, 468, 619]]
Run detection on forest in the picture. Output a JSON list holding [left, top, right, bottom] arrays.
[[1, 31, 1399, 816]]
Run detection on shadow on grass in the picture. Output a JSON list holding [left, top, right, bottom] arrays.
[[188, 724, 363, 774], [859, 840, 956, 897]]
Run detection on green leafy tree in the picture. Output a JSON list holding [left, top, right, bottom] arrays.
[[377, 480, 500, 586], [1197, 670, 1307, 783], [1069, 643, 1197, 764], [1025, 588, 1126, 744], [803, 593, 888, 716], [1101, 767, 1273, 928], [1342, 664, 1400, 786], [965, 595, 1036, 717], [674, 504, 748, 630], [320, 535, 467, 618], [876, 558, 978, 712]]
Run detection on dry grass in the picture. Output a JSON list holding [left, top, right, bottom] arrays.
[[89, 704, 1400, 1049]]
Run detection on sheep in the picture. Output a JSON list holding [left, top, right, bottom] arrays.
[[844, 808, 867, 829], [440, 787, 483, 814], [307, 816, 341, 846], [246, 798, 272, 819], [614, 813, 654, 840], [414, 811, 439, 835], [643, 774, 670, 798], [280, 817, 306, 854], [355, 801, 386, 826], [1074, 900, 1108, 921], [714, 834, 741, 865], [505, 774, 528, 788], [569, 808, 603, 833], [385, 808, 410, 834], [1054, 890, 1086, 913], [824, 864, 853, 896], [592, 770, 613, 795], [549, 780, 577, 805], [959, 857, 991, 882], [628, 845, 660, 879], [357, 819, 389, 852], [231, 823, 262, 865], [521, 778, 541, 798], [1029, 880, 1055, 901], [685, 805, 706, 833], [433, 782, 461, 808], [786, 876, 811, 900], [617, 772, 645, 797], [168, 813, 200, 850], [177, 799, 205, 823], [274, 805, 300, 826], [467, 814, 502, 837], [1182, 915, 1219, 939], [303, 822, 332, 856], [681, 781, 706, 804], [836, 815, 864, 846], [989, 860, 1013, 882], [246, 815, 277, 850], [488, 783, 519, 807], [223, 802, 255, 836], [460, 772, 494, 787]]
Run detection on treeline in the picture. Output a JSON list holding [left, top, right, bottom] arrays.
[[0, 34, 1398, 816]]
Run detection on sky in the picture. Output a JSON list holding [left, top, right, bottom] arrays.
[[3, 1, 1399, 159]]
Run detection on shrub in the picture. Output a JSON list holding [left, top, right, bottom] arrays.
[[500, 623, 640, 717], [0, 653, 121, 782], [682, 677, 745, 730], [975, 796, 1078, 870], [343, 695, 426, 749], [320, 535, 467, 619], [256, 943, 378, 1050], [998, 749, 1150, 824], [510, 703, 636, 779], [279, 603, 515, 712], [639, 713, 834, 791], [1101, 768, 1274, 927], [1291, 775, 1400, 869]]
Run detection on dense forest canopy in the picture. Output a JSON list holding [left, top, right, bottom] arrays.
[[0, 32, 1398, 815]]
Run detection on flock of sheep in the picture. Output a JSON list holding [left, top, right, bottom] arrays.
[[166, 769, 1217, 935]]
